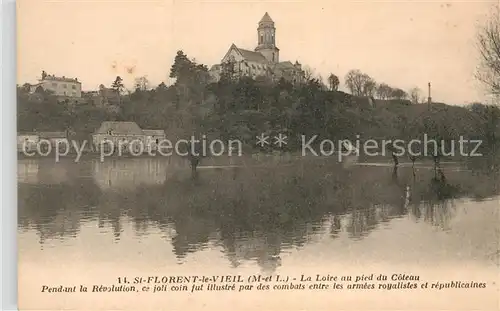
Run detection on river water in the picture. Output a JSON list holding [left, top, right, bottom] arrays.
[[18, 157, 500, 310]]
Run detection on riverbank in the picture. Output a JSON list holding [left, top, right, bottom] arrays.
[[17, 150, 361, 162]]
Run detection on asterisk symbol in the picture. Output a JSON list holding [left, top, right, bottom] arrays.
[[256, 133, 269, 147], [274, 133, 287, 147]]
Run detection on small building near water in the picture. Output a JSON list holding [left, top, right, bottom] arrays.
[[92, 122, 168, 154], [92, 121, 146, 153]]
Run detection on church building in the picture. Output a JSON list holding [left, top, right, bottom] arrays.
[[209, 13, 304, 84]]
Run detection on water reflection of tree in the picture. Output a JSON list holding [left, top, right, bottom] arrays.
[[97, 193, 124, 241], [408, 169, 461, 231], [18, 159, 500, 269], [155, 165, 336, 272], [18, 176, 101, 245], [337, 167, 410, 240]]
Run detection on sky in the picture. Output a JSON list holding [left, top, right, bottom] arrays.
[[17, 0, 497, 105]]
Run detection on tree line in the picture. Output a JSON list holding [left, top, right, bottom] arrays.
[[324, 69, 422, 104], [17, 4, 500, 167], [17, 50, 500, 158]]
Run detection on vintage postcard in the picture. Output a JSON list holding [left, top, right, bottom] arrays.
[[17, 0, 499, 310]]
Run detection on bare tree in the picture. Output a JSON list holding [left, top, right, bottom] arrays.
[[328, 73, 340, 91], [345, 69, 376, 96], [409, 87, 423, 104], [376, 83, 392, 100], [303, 66, 315, 81], [345, 69, 364, 95], [134, 76, 150, 91], [316, 75, 328, 90], [477, 7, 500, 97], [390, 88, 407, 100], [364, 79, 377, 97]]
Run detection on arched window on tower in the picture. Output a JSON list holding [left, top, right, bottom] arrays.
[[260, 34, 263, 44], [271, 34, 274, 44]]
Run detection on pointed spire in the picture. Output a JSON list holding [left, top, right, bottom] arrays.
[[260, 12, 273, 23]]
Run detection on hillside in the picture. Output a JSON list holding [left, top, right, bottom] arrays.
[[17, 53, 500, 162]]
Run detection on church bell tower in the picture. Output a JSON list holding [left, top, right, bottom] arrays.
[[255, 12, 280, 63]]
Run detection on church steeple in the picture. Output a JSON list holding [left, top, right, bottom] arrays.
[[255, 12, 279, 63], [260, 12, 273, 24]]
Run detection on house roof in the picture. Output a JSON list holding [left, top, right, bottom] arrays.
[[42, 75, 81, 83], [37, 131, 67, 138], [260, 12, 273, 23], [95, 121, 143, 135], [143, 129, 166, 136]]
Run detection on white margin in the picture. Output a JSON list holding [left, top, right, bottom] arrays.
[[1, 0, 19, 310]]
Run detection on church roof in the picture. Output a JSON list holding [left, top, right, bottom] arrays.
[[223, 44, 268, 63], [237, 47, 268, 63], [260, 12, 273, 23]]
